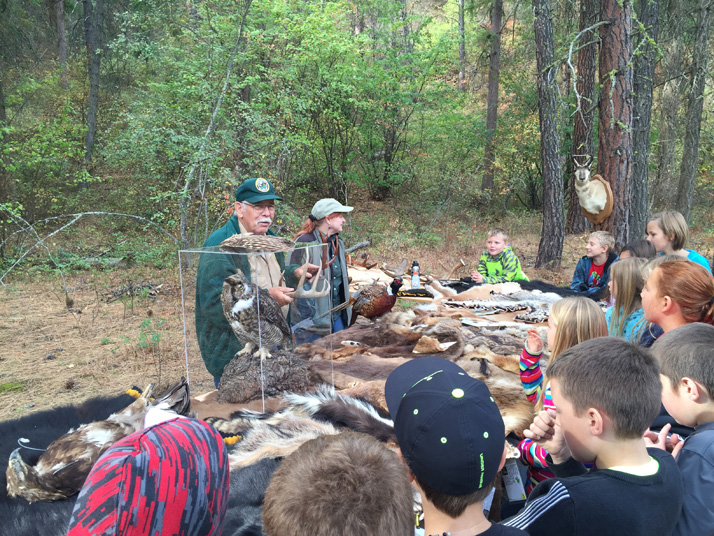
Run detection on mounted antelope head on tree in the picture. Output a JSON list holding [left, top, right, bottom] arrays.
[[572, 155, 614, 225]]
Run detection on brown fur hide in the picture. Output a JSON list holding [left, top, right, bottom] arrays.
[[293, 315, 535, 437]]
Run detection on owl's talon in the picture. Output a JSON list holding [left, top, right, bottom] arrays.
[[257, 347, 272, 360], [237, 342, 255, 356]]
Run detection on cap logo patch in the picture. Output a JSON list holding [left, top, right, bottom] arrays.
[[255, 178, 270, 192], [452, 388, 464, 399], [413, 409, 419, 415], [483, 432, 489, 438], [441, 437, 447, 444]]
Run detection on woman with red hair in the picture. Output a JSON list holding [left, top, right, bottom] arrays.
[[291, 198, 354, 344]]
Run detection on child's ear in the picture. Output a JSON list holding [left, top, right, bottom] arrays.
[[661, 295, 680, 315], [395, 448, 416, 482], [587, 407, 605, 436], [681, 377, 708, 403]]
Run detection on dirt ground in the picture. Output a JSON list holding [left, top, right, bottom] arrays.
[[0, 231, 709, 422], [0, 270, 216, 421]]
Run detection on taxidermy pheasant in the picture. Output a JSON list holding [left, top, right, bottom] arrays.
[[6, 378, 190, 503], [329, 278, 403, 326]]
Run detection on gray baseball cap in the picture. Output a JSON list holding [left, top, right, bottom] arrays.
[[311, 198, 354, 220]]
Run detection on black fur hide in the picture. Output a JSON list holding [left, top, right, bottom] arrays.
[[0, 392, 289, 536], [0, 392, 140, 536], [223, 458, 281, 536]]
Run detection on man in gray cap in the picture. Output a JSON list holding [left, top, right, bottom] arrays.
[[195, 178, 313, 386]]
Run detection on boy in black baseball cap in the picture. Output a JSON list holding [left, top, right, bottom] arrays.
[[386, 356, 526, 535]]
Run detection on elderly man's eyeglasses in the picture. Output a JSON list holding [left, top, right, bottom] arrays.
[[244, 202, 275, 214]]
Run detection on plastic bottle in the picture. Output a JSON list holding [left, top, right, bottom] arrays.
[[411, 260, 420, 289], [502, 458, 527, 501]]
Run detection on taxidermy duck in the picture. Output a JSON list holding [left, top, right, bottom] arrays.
[[6, 378, 190, 503]]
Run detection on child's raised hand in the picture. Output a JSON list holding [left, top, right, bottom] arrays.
[[525, 328, 544, 354], [523, 409, 571, 463]]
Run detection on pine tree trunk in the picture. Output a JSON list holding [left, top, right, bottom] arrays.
[[597, 0, 633, 247], [630, 0, 659, 239], [55, 0, 68, 89], [83, 0, 103, 163], [533, 0, 564, 268], [652, 0, 684, 210], [458, 0, 466, 91], [482, 0, 503, 193], [675, 0, 712, 221], [0, 56, 6, 126], [567, 0, 599, 234]]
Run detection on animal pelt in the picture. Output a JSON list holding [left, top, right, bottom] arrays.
[[456, 358, 534, 437], [0, 391, 153, 534], [443, 289, 561, 320], [222, 458, 282, 536], [460, 326, 532, 358], [416, 322, 465, 362], [520, 280, 582, 298], [294, 320, 423, 361], [6, 379, 191, 504], [207, 386, 397, 470]]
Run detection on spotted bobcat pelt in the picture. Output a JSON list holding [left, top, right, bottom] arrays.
[[445, 289, 561, 317], [443, 298, 531, 313], [515, 309, 550, 324]]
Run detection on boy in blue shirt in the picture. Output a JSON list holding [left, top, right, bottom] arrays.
[[570, 231, 617, 299], [646, 323, 714, 536]]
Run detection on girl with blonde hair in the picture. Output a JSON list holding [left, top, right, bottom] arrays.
[[518, 297, 607, 493], [646, 211, 711, 272], [606, 257, 648, 342]]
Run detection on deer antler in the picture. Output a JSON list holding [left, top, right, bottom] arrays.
[[381, 258, 408, 278], [446, 259, 466, 279], [285, 263, 331, 299]]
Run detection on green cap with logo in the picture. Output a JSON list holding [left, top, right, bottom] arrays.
[[235, 178, 283, 203]]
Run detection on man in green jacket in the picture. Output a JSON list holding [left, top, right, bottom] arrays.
[[195, 178, 310, 387]]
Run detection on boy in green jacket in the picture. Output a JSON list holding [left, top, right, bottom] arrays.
[[471, 228, 529, 284]]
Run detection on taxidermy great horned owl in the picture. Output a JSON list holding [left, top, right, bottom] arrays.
[[221, 271, 293, 360]]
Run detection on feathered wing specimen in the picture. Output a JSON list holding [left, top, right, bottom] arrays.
[[6, 379, 190, 503], [219, 233, 295, 253], [221, 271, 292, 360]]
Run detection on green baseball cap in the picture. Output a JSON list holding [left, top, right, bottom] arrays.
[[235, 178, 283, 203]]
